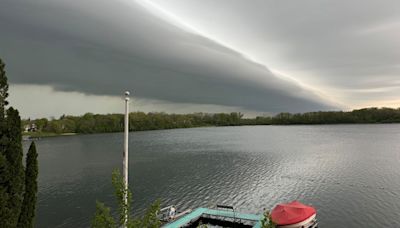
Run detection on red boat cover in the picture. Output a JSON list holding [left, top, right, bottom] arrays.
[[271, 201, 316, 225]]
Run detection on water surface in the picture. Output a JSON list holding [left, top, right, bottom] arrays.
[[26, 125, 400, 227]]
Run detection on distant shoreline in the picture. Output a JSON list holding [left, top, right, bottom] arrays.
[[21, 108, 400, 138], [22, 121, 400, 139]]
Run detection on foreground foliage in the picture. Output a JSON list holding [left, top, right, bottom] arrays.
[[92, 170, 161, 228], [261, 210, 276, 228], [0, 58, 39, 227]]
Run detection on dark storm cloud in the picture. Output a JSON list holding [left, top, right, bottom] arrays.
[[0, 0, 335, 113]]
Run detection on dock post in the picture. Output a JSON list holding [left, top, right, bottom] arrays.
[[123, 91, 130, 228]]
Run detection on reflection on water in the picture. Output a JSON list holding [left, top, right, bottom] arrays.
[[25, 125, 400, 227]]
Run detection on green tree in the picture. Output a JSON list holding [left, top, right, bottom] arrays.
[[0, 58, 8, 116], [92, 170, 161, 228], [0, 58, 25, 227], [2, 107, 25, 228], [34, 118, 49, 131], [1, 58, 39, 227], [0, 152, 10, 226], [92, 201, 117, 228], [0, 57, 11, 226], [17, 142, 38, 228]]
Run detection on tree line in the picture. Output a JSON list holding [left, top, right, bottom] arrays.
[[23, 112, 245, 134], [23, 107, 400, 135], [1, 58, 38, 227], [267, 108, 400, 124]]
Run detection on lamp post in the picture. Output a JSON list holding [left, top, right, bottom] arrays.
[[123, 91, 130, 228]]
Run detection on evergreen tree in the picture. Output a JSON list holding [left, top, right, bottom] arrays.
[[0, 57, 35, 227], [3, 107, 25, 227], [18, 142, 38, 228], [0, 57, 12, 227], [0, 152, 11, 226], [0, 58, 8, 117]]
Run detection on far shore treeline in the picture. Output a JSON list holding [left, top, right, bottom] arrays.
[[23, 107, 400, 135]]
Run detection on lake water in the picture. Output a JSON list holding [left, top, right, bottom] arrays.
[[25, 125, 400, 227]]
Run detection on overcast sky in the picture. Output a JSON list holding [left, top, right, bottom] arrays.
[[1, 0, 399, 118]]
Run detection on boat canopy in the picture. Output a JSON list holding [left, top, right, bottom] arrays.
[[271, 201, 316, 226]]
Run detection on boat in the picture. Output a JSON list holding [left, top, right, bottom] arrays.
[[270, 201, 318, 228], [160, 201, 317, 228]]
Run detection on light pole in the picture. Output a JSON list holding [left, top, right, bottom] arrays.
[[123, 91, 130, 228]]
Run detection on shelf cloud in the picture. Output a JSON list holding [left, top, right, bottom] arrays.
[[146, 0, 400, 109], [7, 0, 393, 117]]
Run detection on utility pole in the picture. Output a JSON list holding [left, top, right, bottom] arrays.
[[123, 91, 130, 228]]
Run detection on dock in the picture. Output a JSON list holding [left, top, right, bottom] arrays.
[[162, 207, 263, 228]]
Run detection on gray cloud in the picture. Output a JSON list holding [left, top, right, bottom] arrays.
[[149, 0, 400, 107], [1, 0, 337, 115]]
